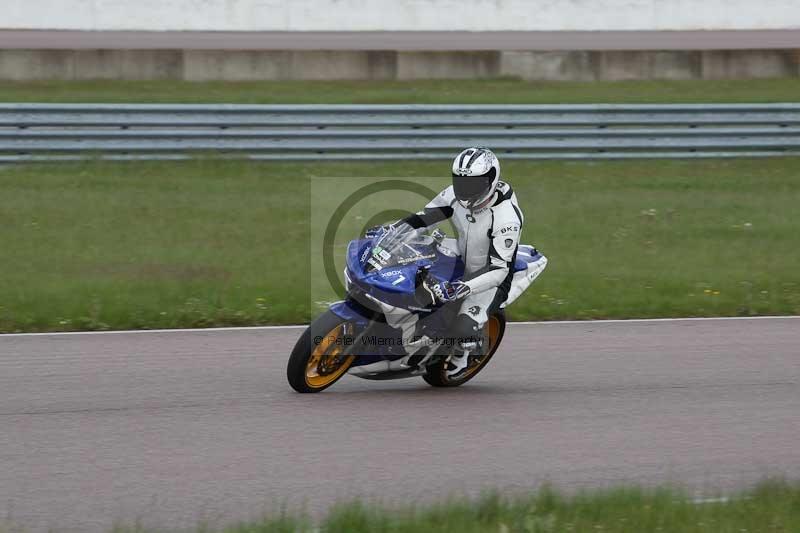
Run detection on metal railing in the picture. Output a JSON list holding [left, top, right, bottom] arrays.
[[1, 103, 799, 161]]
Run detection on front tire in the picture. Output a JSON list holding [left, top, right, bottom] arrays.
[[287, 310, 357, 393], [423, 311, 506, 388]]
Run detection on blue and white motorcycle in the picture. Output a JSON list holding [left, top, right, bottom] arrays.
[[288, 223, 547, 393]]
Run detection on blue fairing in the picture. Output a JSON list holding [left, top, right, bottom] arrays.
[[345, 238, 463, 309], [336, 237, 466, 367]]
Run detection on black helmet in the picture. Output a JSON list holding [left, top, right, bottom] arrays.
[[451, 147, 501, 209]]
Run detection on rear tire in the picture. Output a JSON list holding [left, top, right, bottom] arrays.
[[287, 310, 356, 393], [423, 311, 506, 388]]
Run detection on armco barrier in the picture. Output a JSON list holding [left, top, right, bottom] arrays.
[[1, 103, 799, 161]]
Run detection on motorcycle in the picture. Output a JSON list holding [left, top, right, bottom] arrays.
[[288, 223, 547, 393]]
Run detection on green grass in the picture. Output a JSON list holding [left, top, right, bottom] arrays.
[[0, 159, 310, 331], [1, 77, 800, 104], [1, 157, 800, 332], [103, 480, 800, 532]]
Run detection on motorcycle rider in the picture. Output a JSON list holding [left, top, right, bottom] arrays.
[[370, 147, 524, 378]]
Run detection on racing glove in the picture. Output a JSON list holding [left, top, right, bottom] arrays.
[[424, 279, 471, 305]]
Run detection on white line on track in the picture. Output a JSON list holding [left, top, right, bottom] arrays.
[[507, 315, 800, 326], [1, 315, 798, 338]]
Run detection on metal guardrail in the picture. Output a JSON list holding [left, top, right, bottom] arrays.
[[1, 103, 799, 161]]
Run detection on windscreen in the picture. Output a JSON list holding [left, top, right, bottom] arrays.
[[366, 223, 437, 271]]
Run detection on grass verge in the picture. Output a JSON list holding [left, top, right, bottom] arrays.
[[102, 480, 800, 532], [1, 157, 799, 332], [1, 78, 800, 104]]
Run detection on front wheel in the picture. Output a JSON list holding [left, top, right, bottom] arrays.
[[423, 311, 506, 388], [287, 310, 357, 393]]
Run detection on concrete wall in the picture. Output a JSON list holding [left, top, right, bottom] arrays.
[[3, 49, 799, 81], [5, 0, 800, 32]]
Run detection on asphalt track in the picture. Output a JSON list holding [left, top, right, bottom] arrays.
[[1, 30, 799, 50], [1, 317, 799, 532]]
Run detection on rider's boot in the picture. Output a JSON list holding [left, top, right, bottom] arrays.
[[445, 313, 484, 379], [446, 338, 482, 379]]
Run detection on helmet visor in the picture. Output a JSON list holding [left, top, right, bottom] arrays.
[[452, 168, 496, 203]]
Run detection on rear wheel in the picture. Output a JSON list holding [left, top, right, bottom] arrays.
[[287, 310, 357, 393], [423, 311, 506, 388]]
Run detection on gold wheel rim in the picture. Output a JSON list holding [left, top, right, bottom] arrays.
[[447, 315, 501, 381], [305, 323, 355, 388]]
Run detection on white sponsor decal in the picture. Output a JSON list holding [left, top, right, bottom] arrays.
[[397, 253, 435, 264], [499, 224, 520, 234]]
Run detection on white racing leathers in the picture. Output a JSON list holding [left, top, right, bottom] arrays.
[[394, 181, 524, 355]]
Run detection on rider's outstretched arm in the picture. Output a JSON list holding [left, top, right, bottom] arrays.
[[400, 187, 456, 229]]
